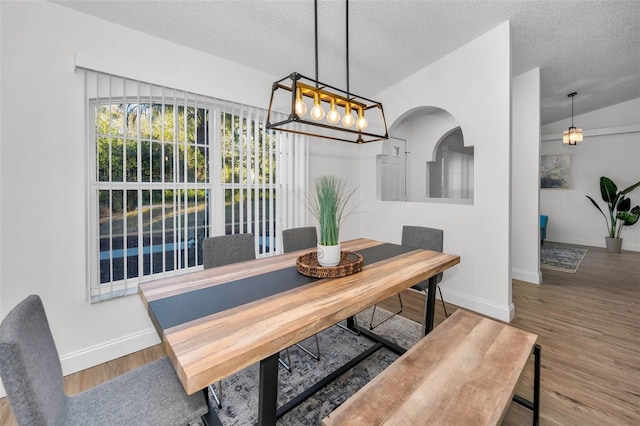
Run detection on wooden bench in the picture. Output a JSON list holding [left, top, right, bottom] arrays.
[[323, 310, 540, 426]]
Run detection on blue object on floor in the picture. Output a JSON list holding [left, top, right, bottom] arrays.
[[540, 215, 548, 245]]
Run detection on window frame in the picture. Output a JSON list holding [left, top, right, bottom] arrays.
[[86, 95, 216, 302], [83, 70, 308, 303]]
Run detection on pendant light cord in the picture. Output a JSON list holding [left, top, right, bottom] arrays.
[[345, 0, 350, 97], [314, 0, 350, 95], [568, 92, 577, 127], [571, 95, 574, 127], [314, 0, 319, 87]]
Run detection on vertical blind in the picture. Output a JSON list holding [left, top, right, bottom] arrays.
[[83, 69, 308, 302]]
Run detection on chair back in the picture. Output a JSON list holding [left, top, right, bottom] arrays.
[[0, 295, 66, 425], [282, 227, 318, 253], [402, 226, 443, 252], [203, 233, 256, 268], [402, 226, 444, 283], [540, 215, 548, 227]]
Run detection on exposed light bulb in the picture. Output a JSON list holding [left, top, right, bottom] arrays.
[[326, 98, 341, 124], [294, 88, 307, 116], [310, 92, 325, 120], [355, 108, 368, 131], [342, 103, 355, 127]]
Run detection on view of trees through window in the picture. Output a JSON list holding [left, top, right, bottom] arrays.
[[94, 100, 277, 294], [220, 111, 277, 240]]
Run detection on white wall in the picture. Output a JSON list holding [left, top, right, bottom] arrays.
[[511, 68, 541, 284], [308, 138, 363, 241], [0, 0, 277, 387], [353, 22, 513, 321], [540, 98, 640, 251]]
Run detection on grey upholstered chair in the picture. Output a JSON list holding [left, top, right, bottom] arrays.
[[282, 226, 318, 253], [0, 295, 208, 426], [202, 233, 257, 408], [282, 226, 321, 361], [369, 225, 449, 330], [203, 233, 256, 268], [202, 232, 304, 408]]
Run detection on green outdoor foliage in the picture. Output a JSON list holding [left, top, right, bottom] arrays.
[[306, 176, 357, 246], [96, 104, 276, 213], [586, 176, 640, 238]]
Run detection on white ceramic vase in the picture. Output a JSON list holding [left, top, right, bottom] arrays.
[[317, 243, 341, 267]]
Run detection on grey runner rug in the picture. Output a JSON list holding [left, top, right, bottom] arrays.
[[540, 242, 588, 273]]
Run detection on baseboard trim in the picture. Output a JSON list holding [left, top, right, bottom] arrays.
[[550, 238, 639, 253], [60, 328, 161, 375], [439, 288, 515, 323], [0, 328, 161, 398], [512, 268, 541, 284]]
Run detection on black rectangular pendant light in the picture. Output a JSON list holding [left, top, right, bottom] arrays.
[[266, 0, 388, 144]]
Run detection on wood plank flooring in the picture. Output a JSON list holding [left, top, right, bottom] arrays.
[[1, 244, 638, 425], [380, 244, 640, 425]]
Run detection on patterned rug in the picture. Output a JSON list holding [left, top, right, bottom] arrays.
[[209, 307, 421, 425], [540, 242, 588, 273]]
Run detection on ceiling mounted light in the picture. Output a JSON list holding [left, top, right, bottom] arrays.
[[266, 0, 388, 144], [562, 92, 583, 145]]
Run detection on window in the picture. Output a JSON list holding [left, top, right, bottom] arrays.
[[84, 70, 308, 302]]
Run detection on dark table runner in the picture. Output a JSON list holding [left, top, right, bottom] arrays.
[[149, 243, 413, 331]]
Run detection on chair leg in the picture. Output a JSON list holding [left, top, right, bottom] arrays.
[[295, 334, 321, 361], [277, 349, 293, 372], [369, 293, 403, 330], [337, 315, 360, 335], [208, 381, 223, 409], [438, 285, 448, 318]]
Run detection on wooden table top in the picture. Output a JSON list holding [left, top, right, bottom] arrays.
[[138, 238, 460, 395], [322, 309, 538, 425]]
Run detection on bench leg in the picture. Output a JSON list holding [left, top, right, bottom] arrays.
[[533, 343, 541, 425], [512, 343, 541, 426]]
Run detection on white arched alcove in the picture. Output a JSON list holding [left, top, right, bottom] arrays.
[[377, 106, 473, 203]]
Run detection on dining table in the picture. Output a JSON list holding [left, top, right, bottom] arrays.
[[138, 237, 460, 425]]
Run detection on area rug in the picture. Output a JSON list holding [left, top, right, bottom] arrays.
[[540, 242, 588, 273], [208, 308, 421, 425]]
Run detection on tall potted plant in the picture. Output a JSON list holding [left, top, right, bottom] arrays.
[[586, 176, 640, 253], [306, 175, 357, 266]]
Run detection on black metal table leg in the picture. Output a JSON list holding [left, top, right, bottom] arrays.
[[346, 315, 357, 330], [423, 275, 438, 336], [258, 353, 279, 426], [202, 388, 223, 426]]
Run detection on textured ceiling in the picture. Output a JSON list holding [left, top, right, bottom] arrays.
[[53, 0, 640, 125]]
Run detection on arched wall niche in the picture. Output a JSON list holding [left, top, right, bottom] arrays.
[[376, 106, 474, 203]]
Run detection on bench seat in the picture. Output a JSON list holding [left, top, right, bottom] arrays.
[[323, 309, 539, 425]]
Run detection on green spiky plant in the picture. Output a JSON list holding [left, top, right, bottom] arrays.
[[586, 176, 640, 238], [306, 176, 357, 246]]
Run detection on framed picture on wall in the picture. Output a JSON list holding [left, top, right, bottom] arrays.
[[540, 154, 571, 189]]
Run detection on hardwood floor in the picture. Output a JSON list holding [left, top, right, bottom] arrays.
[[1, 244, 638, 425], [381, 244, 640, 425]]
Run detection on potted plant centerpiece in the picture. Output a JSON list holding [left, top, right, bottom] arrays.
[[586, 176, 640, 253], [307, 175, 357, 267]]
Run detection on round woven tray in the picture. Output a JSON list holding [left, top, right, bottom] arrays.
[[296, 250, 364, 278]]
